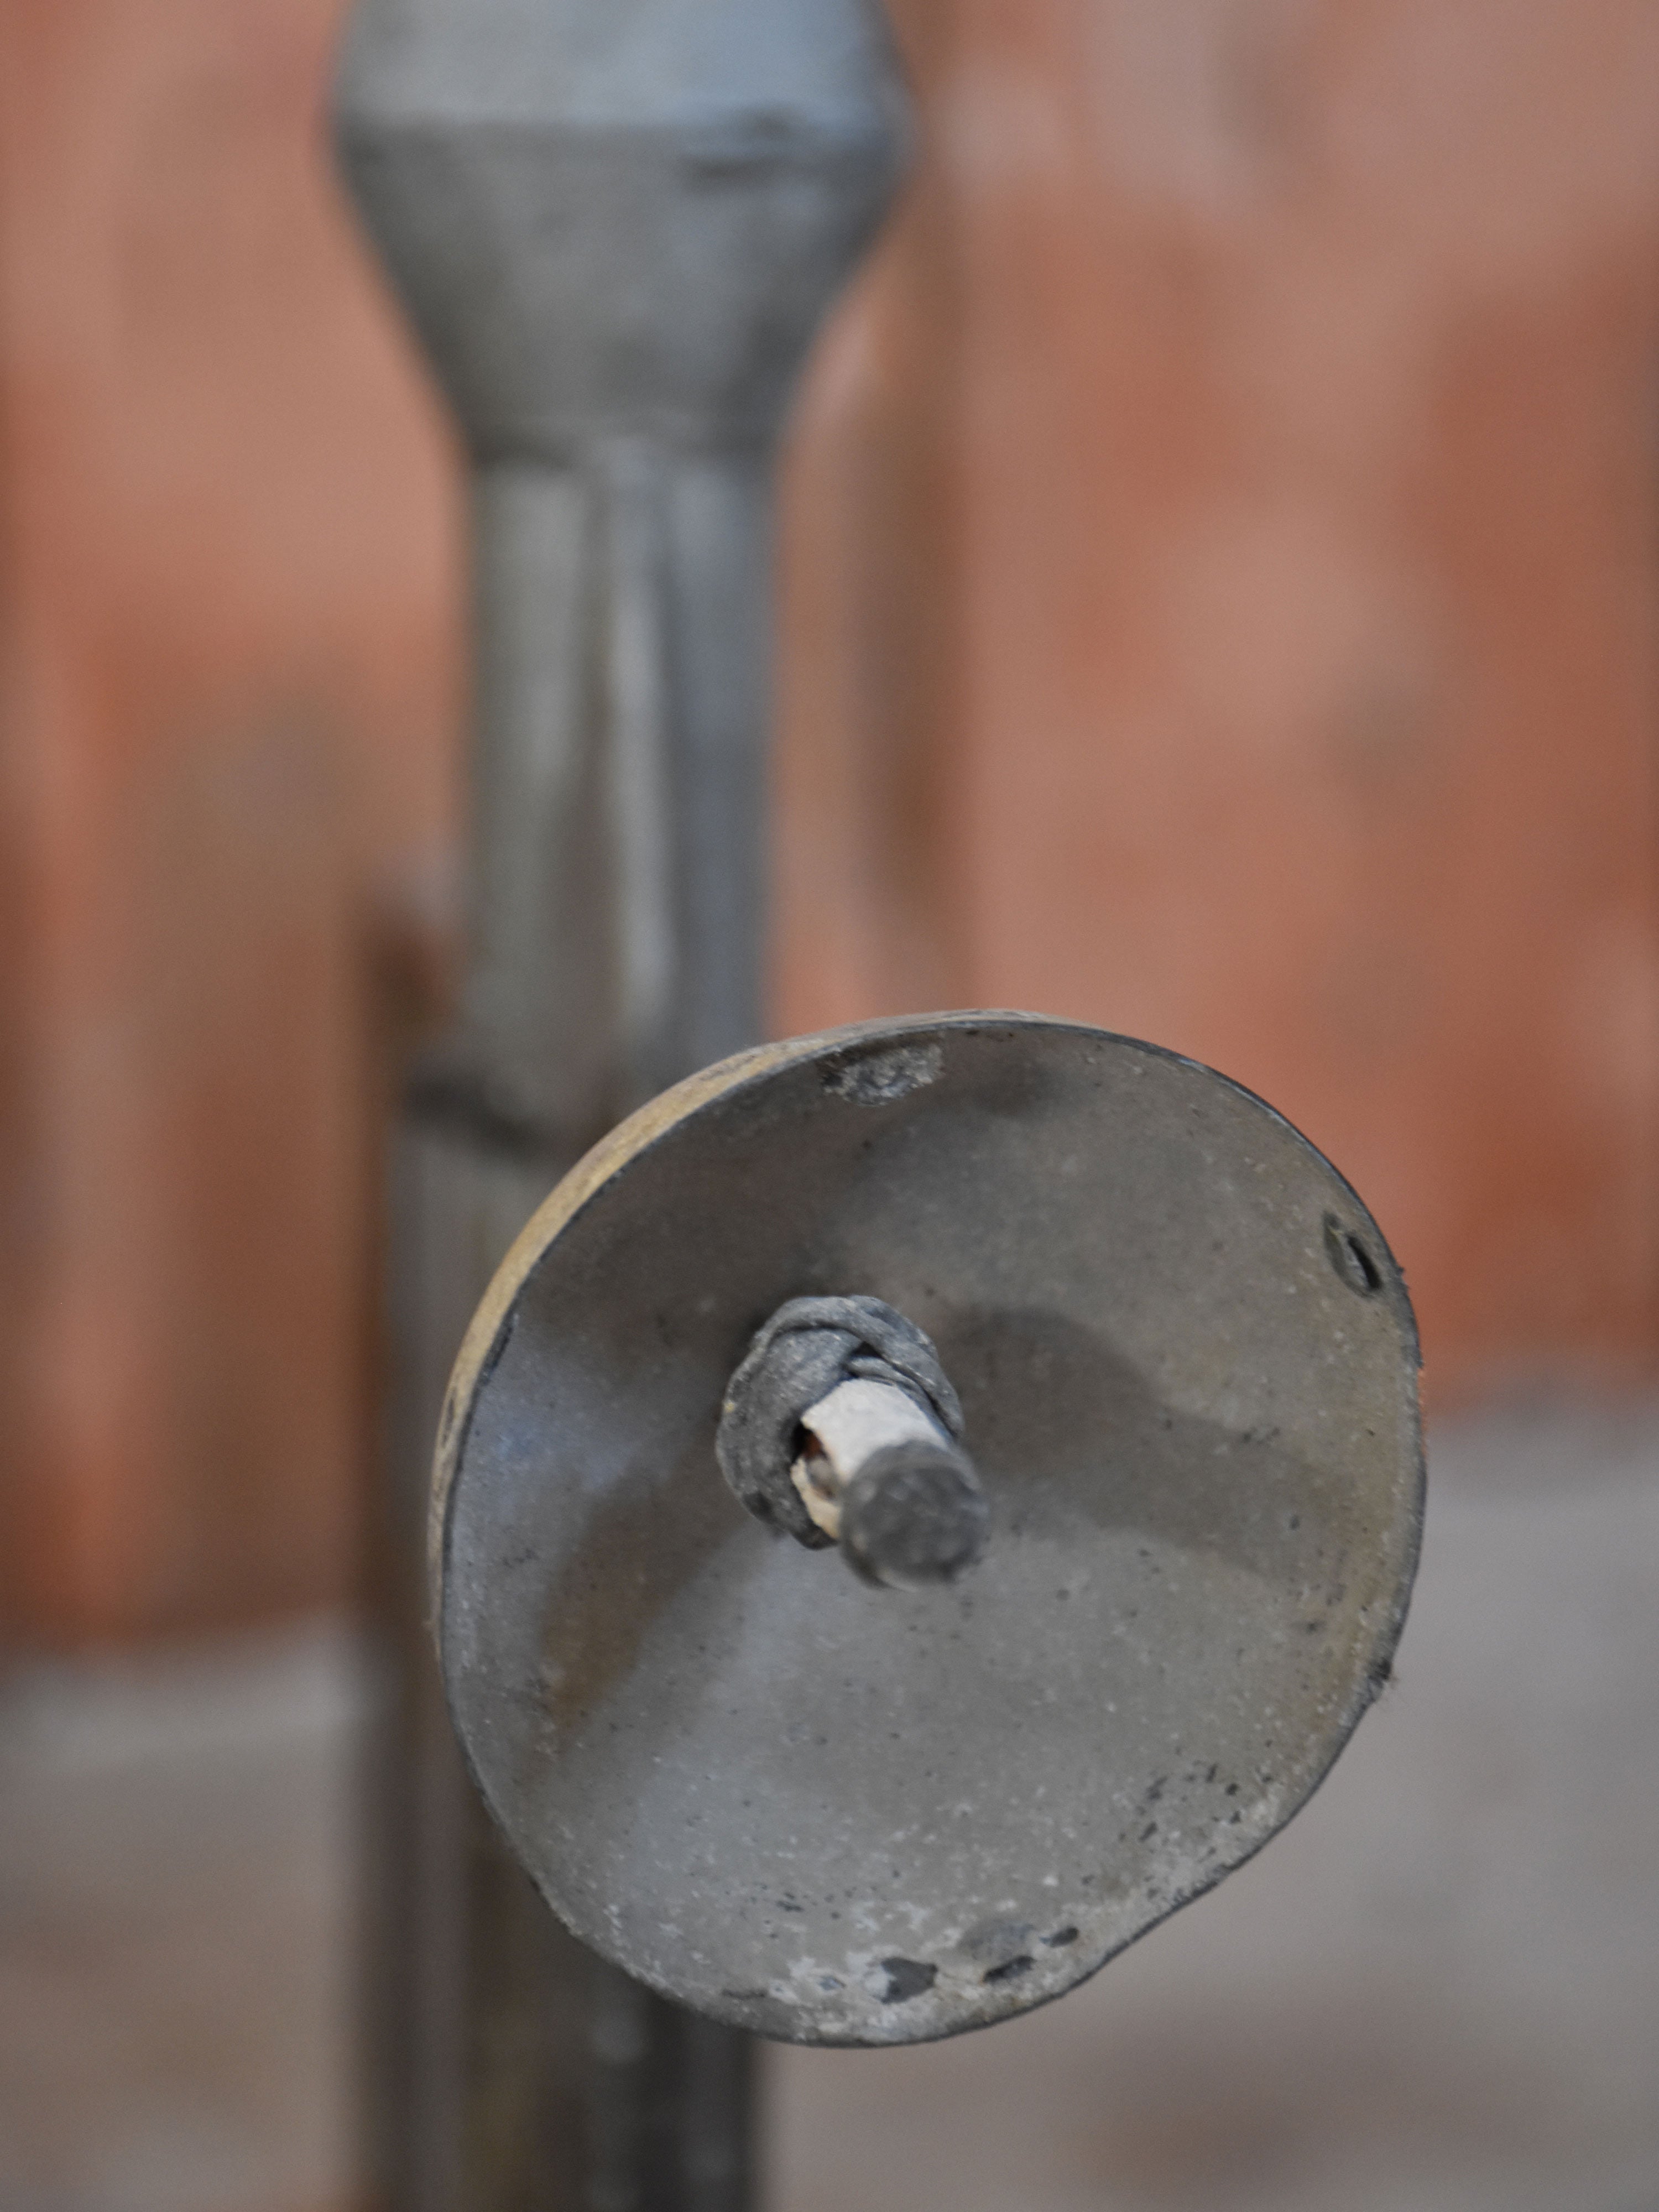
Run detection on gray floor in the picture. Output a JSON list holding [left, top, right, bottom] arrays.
[[0, 1624, 369, 2212], [3, 1401, 1657, 2212]]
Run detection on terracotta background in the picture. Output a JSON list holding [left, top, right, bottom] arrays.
[[3, 0, 1657, 1644]]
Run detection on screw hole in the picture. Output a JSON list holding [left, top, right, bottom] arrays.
[[1324, 1214, 1383, 1297]]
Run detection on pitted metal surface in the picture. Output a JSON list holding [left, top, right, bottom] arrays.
[[435, 1013, 1423, 2045]]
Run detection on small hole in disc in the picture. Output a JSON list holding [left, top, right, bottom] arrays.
[[1324, 1213, 1383, 1297]]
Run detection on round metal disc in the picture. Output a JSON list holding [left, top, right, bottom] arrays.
[[434, 1013, 1423, 2045]]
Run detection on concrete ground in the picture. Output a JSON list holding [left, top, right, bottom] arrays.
[[3, 1401, 1657, 2212], [0, 1622, 368, 2212]]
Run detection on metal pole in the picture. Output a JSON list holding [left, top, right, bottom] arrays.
[[334, 4, 906, 2205]]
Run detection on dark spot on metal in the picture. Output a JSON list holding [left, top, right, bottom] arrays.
[[1042, 1926, 1078, 1948], [878, 1957, 937, 2004], [983, 1954, 1034, 1984]]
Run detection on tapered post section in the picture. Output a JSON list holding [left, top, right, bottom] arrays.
[[335, 3, 905, 2207]]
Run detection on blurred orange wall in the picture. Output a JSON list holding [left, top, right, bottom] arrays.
[[3, 0, 1657, 1642], [777, 0, 1659, 1404], [0, 0, 461, 1642]]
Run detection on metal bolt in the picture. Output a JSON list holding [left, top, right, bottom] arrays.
[[717, 1294, 988, 1590], [792, 1375, 988, 1589]]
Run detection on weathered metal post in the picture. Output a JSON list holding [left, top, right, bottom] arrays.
[[334, 2, 905, 2205]]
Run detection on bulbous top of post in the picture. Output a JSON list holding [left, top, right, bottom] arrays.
[[336, 0, 909, 457]]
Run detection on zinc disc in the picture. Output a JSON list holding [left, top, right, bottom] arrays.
[[433, 1013, 1423, 2045]]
